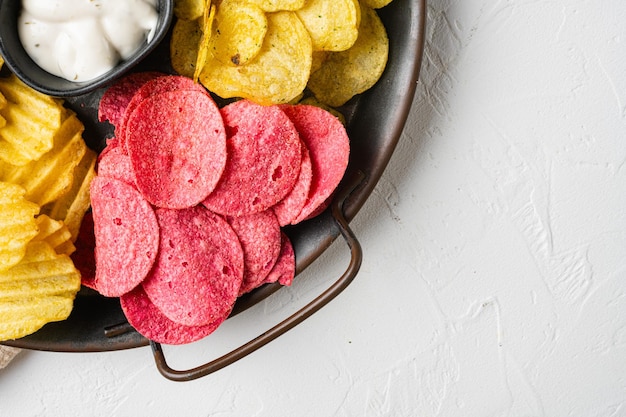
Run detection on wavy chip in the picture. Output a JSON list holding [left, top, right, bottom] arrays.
[[0, 182, 40, 272], [0, 90, 5, 129], [0, 74, 66, 166], [0, 240, 80, 341], [0, 295, 74, 341], [33, 215, 75, 256], [199, 11, 312, 105], [40, 146, 96, 242], [0, 113, 88, 207]]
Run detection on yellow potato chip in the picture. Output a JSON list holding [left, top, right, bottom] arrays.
[[0, 60, 8, 129], [33, 215, 76, 256], [0, 241, 80, 340], [0, 74, 66, 166], [0, 107, 5, 130], [298, 96, 347, 125], [311, 50, 329, 73], [209, 0, 267, 66], [0, 295, 74, 341], [245, 0, 306, 12], [307, 3, 389, 107], [361, 0, 394, 8], [0, 182, 39, 272], [0, 273, 78, 300], [296, 0, 360, 51], [0, 89, 6, 129], [170, 17, 203, 78], [174, 0, 206, 20], [194, 2, 216, 82], [41, 147, 96, 241], [0, 112, 87, 207], [200, 11, 312, 105], [0, 241, 79, 290]]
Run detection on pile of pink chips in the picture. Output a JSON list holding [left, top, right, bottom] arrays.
[[76, 73, 350, 344]]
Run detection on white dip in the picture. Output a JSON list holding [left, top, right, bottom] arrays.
[[18, 0, 159, 82]]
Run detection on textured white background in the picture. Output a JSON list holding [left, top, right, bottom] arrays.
[[2, 0, 626, 415]]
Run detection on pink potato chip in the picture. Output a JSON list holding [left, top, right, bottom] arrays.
[[279, 104, 350, 224], [261, 232, 296, 287], [96, 144, 136, 186], [202, 100, 302, 217], [300, 193, 333, 221], [227, 210, 282, 295], [126, 90, 227, 209], [98, 71, 164, 129], [272, 140, 313, 226], [142, 206, 244, 326], [121, 286, 227, 345], [117, 74, 208, 150], [90, 176, 160, 297]]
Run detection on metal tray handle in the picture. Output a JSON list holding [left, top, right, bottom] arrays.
[[151, 174, 364, 381]]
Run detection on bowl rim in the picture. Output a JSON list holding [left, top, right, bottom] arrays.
[[0, 0, 174, 97]]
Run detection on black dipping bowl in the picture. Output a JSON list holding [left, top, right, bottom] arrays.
[[0, 0, 174, 97]]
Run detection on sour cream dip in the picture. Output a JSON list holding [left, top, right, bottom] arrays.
[[18, 0, 159, 82]]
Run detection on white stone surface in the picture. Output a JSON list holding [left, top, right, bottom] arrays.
[[2, 0, 626, 415]]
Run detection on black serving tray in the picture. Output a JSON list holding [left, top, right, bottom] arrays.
[[3, 0, 426, 381]]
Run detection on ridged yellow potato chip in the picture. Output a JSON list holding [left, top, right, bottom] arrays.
[[0, 241, 80, 341], [307, 3, 389, 107], [41, 147, 96, 242], [0, 113, 87, 207], [0, 90, 6, 129], [200, 11, 312, 105], [33, 215, 76, 256], [0, 182, 39, 272], [296, 0, 360, 51], [209, 0, 267, 66], [245, 0, 306, 12], [0, 61, 95, 340], [0, 74, 66, 166], [174, 0, 206, 20], [0, 296, 74, 340], [0, 241, 79, 289]]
